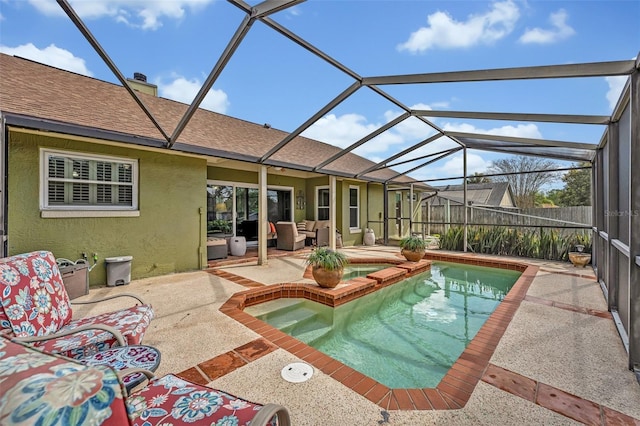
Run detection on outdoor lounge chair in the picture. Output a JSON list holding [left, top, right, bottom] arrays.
[[275, 222, 306, 251], [0, 336, 291, 426], [0, 250, 154, 359]]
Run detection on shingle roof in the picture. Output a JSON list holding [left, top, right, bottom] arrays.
[[431, 182, 515, 207], [0, 53, 417, 184]]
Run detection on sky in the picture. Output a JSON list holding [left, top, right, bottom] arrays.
[[1, 0, 638, 189]]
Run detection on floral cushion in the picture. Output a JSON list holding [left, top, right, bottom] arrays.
[[0, 250, 155, 360], [34, 304, 155, 359], [0, 251, 72, 336], [127, 374, 277, 426], [0, 336, 130, 425]]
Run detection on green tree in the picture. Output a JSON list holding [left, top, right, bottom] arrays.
[[466, 172, 491, 184], [546, 188, 563, 206], [557, 162, 592, 206], [487, 156, 562, 208], [535, 191, 556, 207]]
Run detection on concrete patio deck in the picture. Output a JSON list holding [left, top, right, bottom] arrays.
[[73, 246, 640, 425]]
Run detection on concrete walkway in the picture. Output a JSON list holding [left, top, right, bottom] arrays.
[[73, 247, 640, 425]]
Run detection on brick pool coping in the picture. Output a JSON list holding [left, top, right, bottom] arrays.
[[217, 252, 536, 410]]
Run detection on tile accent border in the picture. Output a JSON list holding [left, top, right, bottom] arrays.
[[219, 252, 537, 410], [482, 364, 640, 425]]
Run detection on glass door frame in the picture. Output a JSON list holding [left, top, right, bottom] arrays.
[[207, 179, 294, 236]]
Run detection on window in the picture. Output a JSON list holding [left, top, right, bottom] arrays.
[[41, 149, 138, 214], [317, 187, 329, 220], [349, 186, 360, 230]]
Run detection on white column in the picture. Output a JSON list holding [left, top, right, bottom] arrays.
[[258, 165, 268, 265], [329, 175, 337, 250]]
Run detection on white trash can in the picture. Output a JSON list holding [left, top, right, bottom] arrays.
[[105, 256, 133, 287]]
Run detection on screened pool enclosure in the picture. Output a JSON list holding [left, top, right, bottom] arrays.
[[2, 0, 638, 379]]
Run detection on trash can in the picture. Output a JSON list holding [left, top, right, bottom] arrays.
[[105, 256, 133, 287], [59, 261, 89, 299]]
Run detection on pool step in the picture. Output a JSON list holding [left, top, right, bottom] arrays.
[[246, 298, 303, 317], [286, 317, 333, 344], [257, 304, 320, 331]]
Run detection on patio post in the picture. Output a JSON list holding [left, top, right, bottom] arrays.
[[258, 165, 268, 265], [383, 183, 389, 245], [409, 183, 414, 235], [607, 122, 619, 312], [628, 66, 639, 372], [329, 175, 337, 250], [463, 146, 468, 253]]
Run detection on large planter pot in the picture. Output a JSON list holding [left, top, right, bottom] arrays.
[[312, 266, 344, 288], [568, 252, 591, 268], [401, 249, 425, 262]]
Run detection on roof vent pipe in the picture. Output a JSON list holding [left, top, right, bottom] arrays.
[[133, 72, 147, 82]]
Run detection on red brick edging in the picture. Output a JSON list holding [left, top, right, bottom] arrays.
[[217, 253, 536, 410]]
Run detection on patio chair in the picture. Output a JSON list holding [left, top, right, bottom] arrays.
[[0, 250, 154, 359], [275, 222, 306, 251], [0, 336, 291, 426]]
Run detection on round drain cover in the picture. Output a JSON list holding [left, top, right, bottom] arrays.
[[281, 362, 314, 383]]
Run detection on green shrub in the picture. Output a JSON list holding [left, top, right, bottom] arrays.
[[438, 226, 591, 262], [306, 247, 349, 271], [399, 235, 426, 251]]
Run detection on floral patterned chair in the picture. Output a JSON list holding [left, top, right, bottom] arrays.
[[0, 336, 291, 426], [0, 250, 154, 359]]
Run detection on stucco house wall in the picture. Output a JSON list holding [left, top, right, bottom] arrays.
[[7, 130, 206, 286]]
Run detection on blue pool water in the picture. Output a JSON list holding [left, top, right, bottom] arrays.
[[246, 261, 521, 388]]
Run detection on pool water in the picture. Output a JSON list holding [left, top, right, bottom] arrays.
[[246, 261, 521, 388], [341, 263, 392, 280]]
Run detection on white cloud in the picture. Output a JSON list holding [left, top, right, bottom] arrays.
[[0, 43, 92, 76], [28, 0, 213, 30], [397, 0, 520, 53], [605, 75, 628, 110], [159, 75, 229, 114], [519, 9, 575, 44], [391, 121, 541, 180], [399, 147, 491, 182], [301, 113, 407, 155], [442, 122, 542, 139]]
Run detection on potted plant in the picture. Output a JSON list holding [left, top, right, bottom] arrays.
[[399, 235, 426, 262], [568, 243, 591, 268], [306, 247, 349, 288]]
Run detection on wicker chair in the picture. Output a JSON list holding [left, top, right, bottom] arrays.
[[275, 222, 306, 251]]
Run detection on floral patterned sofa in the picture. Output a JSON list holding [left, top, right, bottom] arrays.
[[0, 250, 154, 359], [0, 336, 290, 425]]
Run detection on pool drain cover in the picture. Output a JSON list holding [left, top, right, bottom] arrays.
[[281, 362, 313, 383]]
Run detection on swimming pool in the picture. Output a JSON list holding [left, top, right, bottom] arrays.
[[246, 261, 521, 388], [341, 263, 392, 280]]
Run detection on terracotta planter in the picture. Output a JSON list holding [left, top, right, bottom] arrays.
[[568, 252, 591, 268], [311, 266, 343, 288], [401, 249, 425, 262]]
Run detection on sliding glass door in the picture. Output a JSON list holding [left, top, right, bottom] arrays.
[[207, 182, 292, 240]]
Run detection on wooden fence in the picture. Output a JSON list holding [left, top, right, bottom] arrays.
[[419, 205, 592, 236]]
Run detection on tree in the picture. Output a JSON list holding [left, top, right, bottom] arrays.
[[466, 172, 491, 184], [556, 162, 592, 206], [535, 191, 556, 207], [487, 156, 562, 208]]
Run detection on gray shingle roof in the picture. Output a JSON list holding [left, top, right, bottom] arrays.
[[431, 182, 515, 207]]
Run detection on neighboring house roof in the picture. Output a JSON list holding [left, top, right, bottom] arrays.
[[429, 182, 517, 208], [0, 54, 419, 185]]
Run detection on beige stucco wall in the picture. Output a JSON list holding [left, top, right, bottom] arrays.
[[7, 131, 206, 286]]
